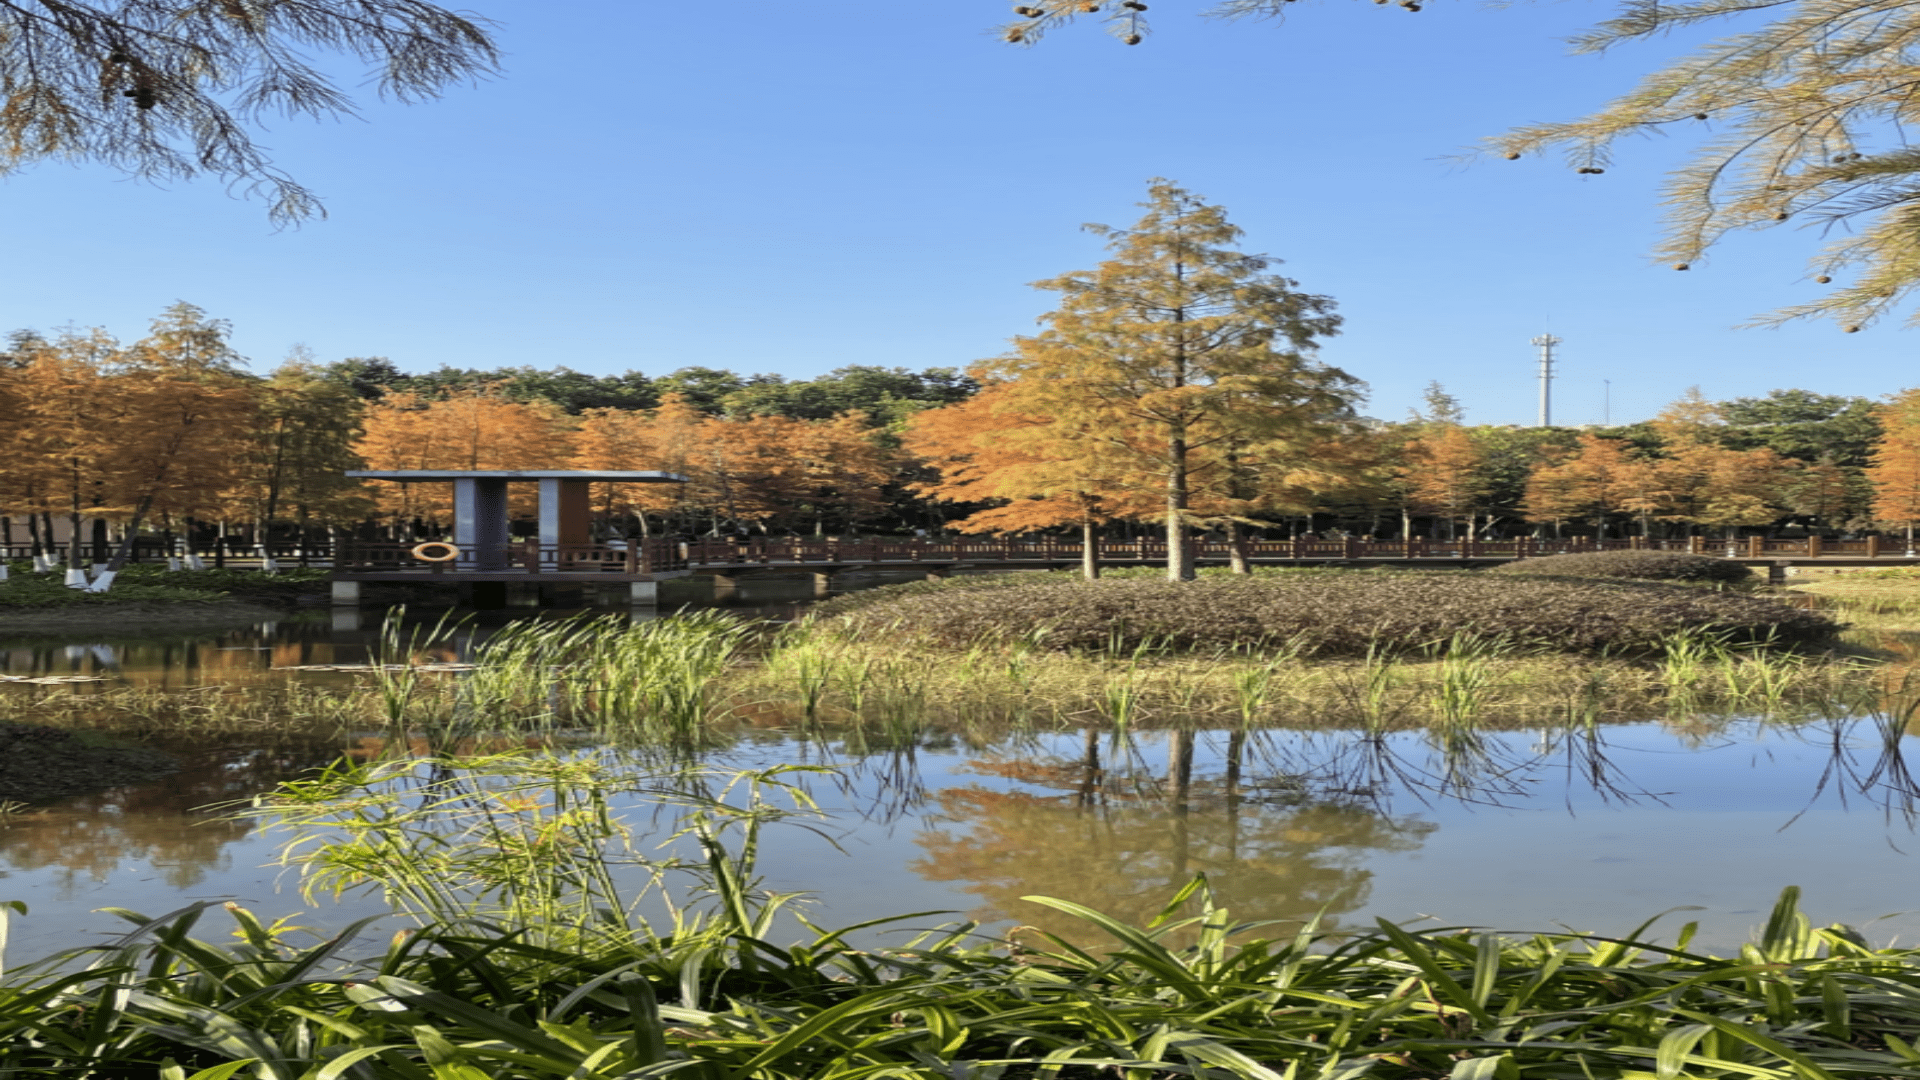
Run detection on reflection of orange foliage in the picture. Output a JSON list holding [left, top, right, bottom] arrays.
[[0, 733, 349, 895], [909, 781, 1434, 944]]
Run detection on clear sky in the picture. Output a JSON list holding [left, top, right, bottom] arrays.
[[0, 1, 1907, 426]]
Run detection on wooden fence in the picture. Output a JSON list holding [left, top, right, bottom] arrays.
[[4, 534, 1914, 571]]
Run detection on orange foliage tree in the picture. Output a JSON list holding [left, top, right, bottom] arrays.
[[1399, 425, 1489, 540], [574, 394, 708, 535], [905, 380, 1153, 579], [1522, 435, 1657, 538], [1869, 389, 1920, 545], [981, 182, 1358, 581], [353, 386, 575, 530], [0, 305, 258, 587]]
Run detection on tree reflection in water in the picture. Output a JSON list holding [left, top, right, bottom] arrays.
[[903, 710, 1920, 943], [0, 734, 348, 896], [909, 727, 1437, 940]]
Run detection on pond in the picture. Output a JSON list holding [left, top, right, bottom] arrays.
[[1, 572, 1917, 965]]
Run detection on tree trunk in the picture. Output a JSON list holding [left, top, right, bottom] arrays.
[[1075, 724, 1102, 809], [66, 462, 87, 585], [1167, 728, 1193, 811], [92, 492, 161, 590], [1226, 520, 1251, 575], [1081, 516, 1100, 581], [1166, 430, 1194, 582], [25, 511, 44, 565]]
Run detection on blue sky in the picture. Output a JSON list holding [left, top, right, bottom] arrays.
[[0, 0, 1906, 426]]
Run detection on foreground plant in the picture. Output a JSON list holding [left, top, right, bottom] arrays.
[[4, 865, 1920, 1078]]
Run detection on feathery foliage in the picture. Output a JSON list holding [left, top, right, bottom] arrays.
[[0, 0, 498, 223]]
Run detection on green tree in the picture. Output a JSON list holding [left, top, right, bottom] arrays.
[[244, 351, 373, 532], [1716, 390, 1882, 468], [1467, 425, 1580, 532], [321, 357, 410, 400], [497, 367, 657, 414], [652, 367, 750, 414], [983, 180, 1358, 581], [725, 365, 978, 425], [1407, 381, 1464, 426], [0, 0, 497, 224]]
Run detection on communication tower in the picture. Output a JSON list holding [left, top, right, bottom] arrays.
[[1531, 333, 1562, 427]]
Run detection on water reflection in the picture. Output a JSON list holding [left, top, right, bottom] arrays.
[[0, 732, 348, 899], [911, 734, 1436, 934], [1, 583, 1919, 956]]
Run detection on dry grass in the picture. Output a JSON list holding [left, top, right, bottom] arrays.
[[1487, 549, 1755, 583], [810, 570, 1837, 656]]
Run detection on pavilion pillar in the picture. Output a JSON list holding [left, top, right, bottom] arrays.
[[453, 477, 511, 570], [538, 478, 593, 568]]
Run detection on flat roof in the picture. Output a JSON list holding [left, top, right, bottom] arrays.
[[348, 470, 688, 483]]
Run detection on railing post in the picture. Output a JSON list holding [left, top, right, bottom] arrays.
[[1747, 535, 1763, 559], [1869, 534, 1881, 559], [1343, 536, 1358, 559], [1806, 535, 1821, 559], [1689, 536, 1703, 556]]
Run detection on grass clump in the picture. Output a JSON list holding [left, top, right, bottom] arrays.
[[812, 570, 1836, 657], [1488, 549, 1754, 583], [0, 722, 177, 801], [1, 563, 328, 605], [0, 573, 226, 608]]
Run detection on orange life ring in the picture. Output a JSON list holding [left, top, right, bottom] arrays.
[[410, 541, 461, 563]]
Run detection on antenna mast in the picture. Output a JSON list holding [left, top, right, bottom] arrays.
[[1531, 333, 1562, 427]]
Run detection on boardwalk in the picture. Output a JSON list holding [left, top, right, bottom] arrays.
[[10, 534, 1910, 575]]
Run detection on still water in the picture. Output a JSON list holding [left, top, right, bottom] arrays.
[[2, 574, 1917, 963]]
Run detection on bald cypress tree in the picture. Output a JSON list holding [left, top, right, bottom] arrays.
[[984, 181, 1360, 581]]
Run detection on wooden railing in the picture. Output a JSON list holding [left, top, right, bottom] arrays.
[[9, 534, 1919, 572], [676, 536, 1729, 565], [334, 540, 689, 575]]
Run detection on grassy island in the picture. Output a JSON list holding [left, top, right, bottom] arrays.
[[810, 569, 1832, 656]]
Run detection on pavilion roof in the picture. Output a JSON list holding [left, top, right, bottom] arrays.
[[347, 470, 687, 483]]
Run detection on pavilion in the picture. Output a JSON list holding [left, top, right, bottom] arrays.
[[331, 470, 691, 606]]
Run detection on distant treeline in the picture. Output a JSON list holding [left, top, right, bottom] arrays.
[[2, 306, 1916, 564]]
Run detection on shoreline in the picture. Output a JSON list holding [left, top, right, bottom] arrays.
[[0, 600, 298, 637]]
